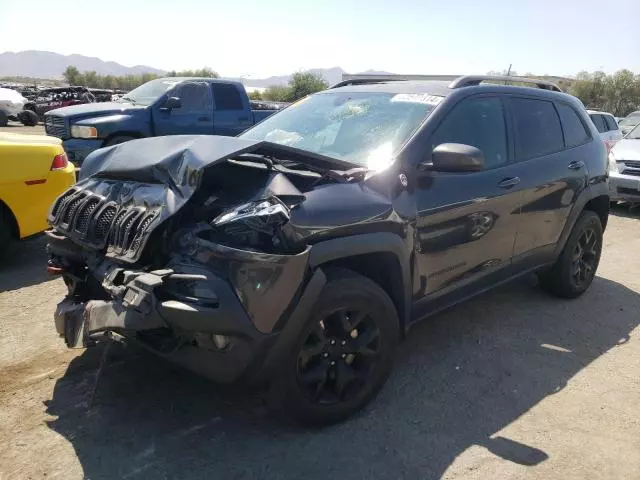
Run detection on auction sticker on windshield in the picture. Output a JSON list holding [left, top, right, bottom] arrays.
[[391, 94, 443, 105]]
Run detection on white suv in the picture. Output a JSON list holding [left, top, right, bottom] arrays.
[[588, 110, 622, 151]]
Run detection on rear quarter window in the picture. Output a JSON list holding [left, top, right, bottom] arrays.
[[604, 115, 618, 131], [510, 97, 564, 160], [556, 103, 590, 148]]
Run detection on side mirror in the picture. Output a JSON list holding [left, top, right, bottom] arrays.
[[161, 96, 182, 111], [419, 143, 484, 173]]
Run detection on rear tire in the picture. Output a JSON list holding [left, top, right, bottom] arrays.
[[19, 110, 38, 126], [268, 268, 399, 426], [539, 210, 603, 298], [0, 110, 8, 127]]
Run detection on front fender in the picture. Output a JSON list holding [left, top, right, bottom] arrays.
[[75, 113, 152, 139], [309, 232, 412, 330]]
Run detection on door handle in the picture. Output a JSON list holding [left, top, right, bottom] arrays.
[[568, 160, 585, 170], [198, 116, 211, 121], [498, 177, 521, 189]]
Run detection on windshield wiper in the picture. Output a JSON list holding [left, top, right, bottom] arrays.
[[120, 96, 136, 104]]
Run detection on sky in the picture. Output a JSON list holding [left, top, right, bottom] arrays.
[[1, 0, 639, 78]]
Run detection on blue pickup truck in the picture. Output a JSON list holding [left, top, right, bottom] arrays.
[[43, 78, 285, 165]]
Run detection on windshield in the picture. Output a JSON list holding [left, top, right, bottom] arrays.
[[620, 114, 640, 127], [240, 91, 441, 168], [118, 78, 181, 106], [627, 124, 640, 139]]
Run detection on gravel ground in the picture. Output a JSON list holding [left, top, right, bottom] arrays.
[[1, 121, 46, 136], [0, 125, 639, 479]]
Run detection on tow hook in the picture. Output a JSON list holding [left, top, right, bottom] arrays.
[[46, 260, 65, 275]]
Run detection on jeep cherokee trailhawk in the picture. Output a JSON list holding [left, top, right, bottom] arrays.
[[47, 75, 609, 425]]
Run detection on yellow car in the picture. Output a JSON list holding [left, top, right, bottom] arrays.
[[0, 133, 76, 254]]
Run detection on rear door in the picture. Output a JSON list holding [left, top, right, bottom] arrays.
[[211, 83, 254, 136], [413, 94, 525, 314], [153, 81, 213, 136], [509, 97, 590, 265]]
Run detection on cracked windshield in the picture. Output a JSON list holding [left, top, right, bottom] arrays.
[[242, 92, 440, 168]]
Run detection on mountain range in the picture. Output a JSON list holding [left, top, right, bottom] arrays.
[[0, 50, 392, 87]]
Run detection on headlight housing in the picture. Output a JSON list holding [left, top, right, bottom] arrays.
[[608, 152, 619, 173], [70, 125, 98, 139], [211, 197, 296, 252]]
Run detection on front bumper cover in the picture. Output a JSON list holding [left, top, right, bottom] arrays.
[[62, 138, 103, 166], [610, 171, 640, 201], [53, 240, 321, 384]]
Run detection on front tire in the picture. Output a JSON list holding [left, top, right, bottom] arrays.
[[268, 268, 399, 426], [0, 110, 8, 127], [539, 210, 603, 298]]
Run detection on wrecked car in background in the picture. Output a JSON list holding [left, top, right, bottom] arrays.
[[47, 76, 609, 425], [0, 87, 39, 126]]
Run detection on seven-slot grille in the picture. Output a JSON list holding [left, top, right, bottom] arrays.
[[50, 188, 159, 257], [622, 160, 640, 176], [44, 115, 68, 139]]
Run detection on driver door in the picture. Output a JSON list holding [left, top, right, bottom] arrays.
[[153, 82, 213, 136], [413, 95, 525, 317]]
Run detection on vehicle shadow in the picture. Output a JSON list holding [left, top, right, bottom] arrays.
[[610, 202, 640, 219], [0, 235, 53, 292], [44, 275, 639, 479]]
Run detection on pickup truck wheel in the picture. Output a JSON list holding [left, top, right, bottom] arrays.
[[539, 210, 603, 298], [19, 110, 39, 126], [105, 135, 135, 147], [268, 268, 399, 426], [0, 110, 8, 127]]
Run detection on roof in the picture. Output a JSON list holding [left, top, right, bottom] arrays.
[[323, 79, 574, 103], [587, 109, 615, 116]]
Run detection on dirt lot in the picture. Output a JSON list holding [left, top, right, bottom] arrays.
[[1, 123, 639, 479], [1, 121, 46, 136]]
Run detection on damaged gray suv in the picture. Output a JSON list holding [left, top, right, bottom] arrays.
[[48, 75, 609, 425]]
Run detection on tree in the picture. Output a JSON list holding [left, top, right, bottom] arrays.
[[287, 71, 328, 101], [167, 67, 219, 78], [63, 66, 81, 85], [247, 89, 263, 100], [262, 84, 292, 102]]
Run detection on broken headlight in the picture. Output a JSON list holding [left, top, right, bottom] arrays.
[[211, 197, 296, 252]]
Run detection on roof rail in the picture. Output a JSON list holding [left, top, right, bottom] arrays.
[[330, 78, 405, 89], [331, 74, 460, 89], [449, 75, 562, 92]]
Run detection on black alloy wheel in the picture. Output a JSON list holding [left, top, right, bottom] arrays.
[[539, 210, 603, 298], [296, 308, 381, 405], [570, 226, 599, 289], [269, 268, 399, 425]]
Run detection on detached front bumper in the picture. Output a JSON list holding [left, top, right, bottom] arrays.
[[52, 239, 324, 385], [610, 171, 640, 202], [62, 138, 103, 166]]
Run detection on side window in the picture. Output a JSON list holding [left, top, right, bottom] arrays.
[[556, 103, 590, 148], [590, 114, 607, 133], [212, 83, 244, 111], [604, 115, 618, 131], [511, 98, 563, 159], [173, 82, 211, 113], [430, 96, 508, 168]]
